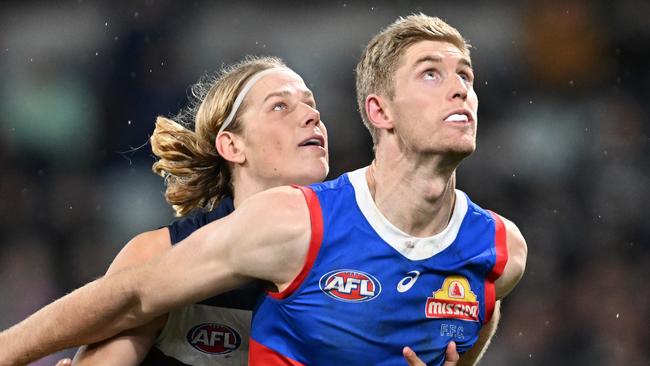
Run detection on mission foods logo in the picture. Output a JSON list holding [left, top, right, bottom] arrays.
[[425, 275, 479, 322], [319, 269, 381, 302], [187, 323, 242, 355]]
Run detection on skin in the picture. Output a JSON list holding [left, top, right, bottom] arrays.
[[0, 41, 525, 365]]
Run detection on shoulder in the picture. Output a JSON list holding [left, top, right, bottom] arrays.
[[107, 228, 172, 275], [227, 186, 313, 286], [493, 213, 528, 299], [236, 186, 311, 227]]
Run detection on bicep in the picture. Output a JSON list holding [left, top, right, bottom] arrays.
[[137, 187, 311, 314]]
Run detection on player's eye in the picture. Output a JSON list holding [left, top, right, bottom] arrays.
[[272, 102, 287, 111], [458, 70, 474, 85], [423, 69, 440, 81]]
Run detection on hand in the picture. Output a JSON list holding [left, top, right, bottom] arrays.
[[403, 341, 460, 366], [55, 359, 72, 366]]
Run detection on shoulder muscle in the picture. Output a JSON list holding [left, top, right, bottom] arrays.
[[106, 228, 172, 275], [226, 186, 312, 287], [494, 215, 527, 299]]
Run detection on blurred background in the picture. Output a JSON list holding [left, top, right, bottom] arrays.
[[0, 0, 648, 365]]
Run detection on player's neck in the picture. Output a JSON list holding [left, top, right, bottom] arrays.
[[231, 172, 280, 208], [367, 145, 458, 238]]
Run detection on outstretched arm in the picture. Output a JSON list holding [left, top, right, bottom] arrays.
[[0, 187, 310, 366]]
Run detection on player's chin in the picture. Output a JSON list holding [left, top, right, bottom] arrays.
[[301, 160, 330, 184], [443, 143, 475, 159]]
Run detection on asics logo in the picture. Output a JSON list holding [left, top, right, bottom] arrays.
[[397, 270, 420, 293]]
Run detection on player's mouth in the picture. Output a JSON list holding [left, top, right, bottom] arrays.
[[298, 135, 326, 150], [443, 109, 474, 125]]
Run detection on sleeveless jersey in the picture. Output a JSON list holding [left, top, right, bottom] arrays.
[[250, 167, 508, 366], [141, 196, 264, 365]]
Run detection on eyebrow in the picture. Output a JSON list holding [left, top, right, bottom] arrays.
[[264, 89, 314, 103], [414, 55, 473, 69]]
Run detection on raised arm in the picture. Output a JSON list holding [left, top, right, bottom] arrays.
[[0, 186, 311, 366], [70, 229, 171, 365]]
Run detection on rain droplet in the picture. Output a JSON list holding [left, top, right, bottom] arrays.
[[149, 68, 153, 73], [104, 21, 108, 26], [529, 99, 533, 104], [95, 51, 99, 56], [29, 58, 33, 62], [69, 205, 73, 210], [569, 80, 574, 86], [484, 81, 488, 85], [343, 3, 347, 7], [134, 11, 140, 17], [114, 36, 119, 41], [127, 120, 132, 125], [616, 313, 619, 319]]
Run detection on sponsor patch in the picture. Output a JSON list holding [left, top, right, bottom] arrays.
[[187, 323, 242, 355], [425, 275, 479, 322], [319, 269, 381, 302]]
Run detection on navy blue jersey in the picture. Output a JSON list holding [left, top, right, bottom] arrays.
[[141, 196, 264, 365], [250, 168, 507, 366]]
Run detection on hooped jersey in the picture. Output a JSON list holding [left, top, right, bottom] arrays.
[[141, 196, 263, 366], [250, 167, 508, 366]]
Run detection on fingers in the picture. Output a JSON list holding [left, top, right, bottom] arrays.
[[443, 341, 460, 366], [55, 359, 72, 366], [403, 346, 426, 366]]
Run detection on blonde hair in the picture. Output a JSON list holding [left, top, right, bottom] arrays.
[[151, 56, 287, 216], [355, 14, 471, 145]]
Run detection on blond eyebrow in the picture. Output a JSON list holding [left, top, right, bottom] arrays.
[[414, 55, 473, 69], [264, 89, 314, 102]]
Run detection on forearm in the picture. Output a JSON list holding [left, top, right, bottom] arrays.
[[72, 315, 165, 366], [458, 301, 500, 366], [0, 273, 147, 366]]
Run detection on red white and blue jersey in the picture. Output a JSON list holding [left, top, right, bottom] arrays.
[[250, 167, 508, 366]]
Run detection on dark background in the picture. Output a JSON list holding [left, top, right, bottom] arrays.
[[0, 1, 648, 365]]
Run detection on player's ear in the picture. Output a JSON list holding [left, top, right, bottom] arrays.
[[365, 94, 395, 131], [216, 132, 246, 164]]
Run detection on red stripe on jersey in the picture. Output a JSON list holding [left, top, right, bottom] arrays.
[[484, 211, 508, 323], [267, 185, 324, 300], [249, 337, 306, 366]]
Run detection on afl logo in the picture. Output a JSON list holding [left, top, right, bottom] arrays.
[[186, 323, 241, 355], [319, 269, 382, 302]]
